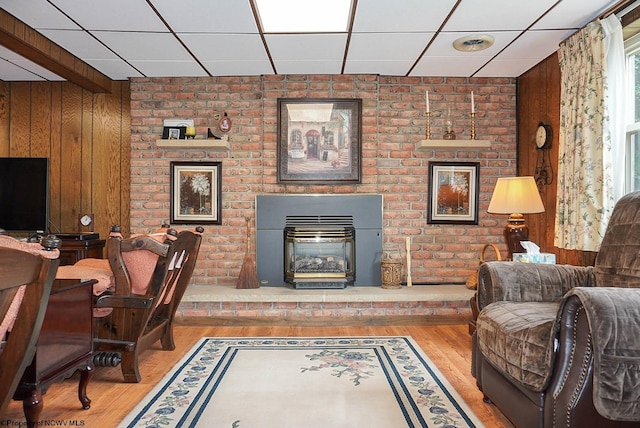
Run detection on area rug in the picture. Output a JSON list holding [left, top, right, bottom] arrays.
[[118, 336, 484, 428]]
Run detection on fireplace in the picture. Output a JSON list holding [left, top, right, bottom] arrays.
[[256, 195, 382, 287], [284, 216, 355, 289]]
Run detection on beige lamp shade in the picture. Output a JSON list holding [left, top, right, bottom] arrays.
[[487, 176, 544, 215]]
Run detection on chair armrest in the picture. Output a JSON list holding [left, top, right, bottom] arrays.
[[95, 293, 154, 309], [554, 288, 640, 422], [477, 261, 594, 310]]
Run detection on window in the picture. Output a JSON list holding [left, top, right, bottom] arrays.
[[625, 32, 640, 192]]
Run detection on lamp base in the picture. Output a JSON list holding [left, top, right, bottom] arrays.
[[504, 213, 529, 260]]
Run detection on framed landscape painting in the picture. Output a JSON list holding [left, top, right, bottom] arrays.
[[277, 98, 362, 184], [170, 161, 222, 225], [427, 161, 479, 225]]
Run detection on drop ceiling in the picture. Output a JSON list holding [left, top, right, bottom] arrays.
[[0, 0, 626, 86]]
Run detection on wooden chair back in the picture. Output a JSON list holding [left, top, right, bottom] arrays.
[[0, 247, 59, 416]]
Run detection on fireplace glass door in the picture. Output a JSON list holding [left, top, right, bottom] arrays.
[[284, 227, 355, 289]]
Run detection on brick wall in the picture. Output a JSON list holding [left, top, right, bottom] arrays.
[[130, 74, 516, 287]]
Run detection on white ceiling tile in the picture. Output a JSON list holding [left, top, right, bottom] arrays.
[[265, 34, 347, 61], [128, 60, 208, 77], [348, 33, 433, 61], [180, 34, 269, 61], [495, 30, 570, 61], [49, 0, 167, 31], [84, 59, 144, 80], [0, 60, 46, 81], [427, 31, 520, 57], [12, 60, 65, 80], [410, 55, 492, 77], [149, 0, 259, 33], [352, 0, 458, 32], [0, 0, 80, 29], [443, 0, 558, 31], [272, 60, 343, 75], [474, 58, 542, 77], [92, 32, 192, 61], [201, 60, 275, 76], [343, 60, 415, 76], [38, 29, 121, 60], [533, 0, 620, 30]]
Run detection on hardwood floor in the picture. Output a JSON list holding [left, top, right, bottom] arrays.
[[3, 324, 514, 427]]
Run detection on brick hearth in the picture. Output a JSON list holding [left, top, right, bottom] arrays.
[[177, 285, 475, 325]]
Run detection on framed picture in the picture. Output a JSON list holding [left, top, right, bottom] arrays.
[[162, 119, 193, 140], [427, 161, 480, 225], [170, 161, 222, 225], [277, 98, 362, 184]]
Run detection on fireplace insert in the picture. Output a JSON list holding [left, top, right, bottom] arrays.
[[284, 216, 355, 289]]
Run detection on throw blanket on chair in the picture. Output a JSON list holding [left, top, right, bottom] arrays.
[[563, 287, 640, 421]]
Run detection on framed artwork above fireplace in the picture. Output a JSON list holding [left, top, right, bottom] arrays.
[[277, 98, 362, 184], [427, 161, 480, 225]]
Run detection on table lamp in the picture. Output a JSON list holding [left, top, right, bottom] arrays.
[[487, 176, 545, 259]]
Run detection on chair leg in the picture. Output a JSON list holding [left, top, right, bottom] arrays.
[[160, 323, 176, 351], [120, 349, 142, 383]]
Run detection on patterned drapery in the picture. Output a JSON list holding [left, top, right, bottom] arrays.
[[555, 21, 614, 251]]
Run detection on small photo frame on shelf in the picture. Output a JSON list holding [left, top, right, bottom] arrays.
[[162, 119, 194, 140], [427, 161, 480, 225], [170, 161, 222, 225]]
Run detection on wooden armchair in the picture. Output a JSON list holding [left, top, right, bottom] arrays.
[[0, 237, 60, 417], [57, 226, 203, 383]]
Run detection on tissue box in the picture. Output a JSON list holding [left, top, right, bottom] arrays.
[[512, 253, 556, 264]]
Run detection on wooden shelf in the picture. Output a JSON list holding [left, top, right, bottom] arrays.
[[155, 136, 230, 150], [417, 139, 491, 149]]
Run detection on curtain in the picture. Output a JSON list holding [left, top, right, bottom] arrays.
[[601, 15, 626, 203], [555, 21, 614, 251]]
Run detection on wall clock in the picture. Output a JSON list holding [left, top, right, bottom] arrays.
[[534, 122, 553, 188], [535, 122, 552, 150]]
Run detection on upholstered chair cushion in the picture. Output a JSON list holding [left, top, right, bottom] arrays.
[[476, 301, 560, 392]]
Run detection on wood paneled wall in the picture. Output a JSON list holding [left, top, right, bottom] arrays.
[[517, 54, 597, 266], [0, 80, 131, 240]]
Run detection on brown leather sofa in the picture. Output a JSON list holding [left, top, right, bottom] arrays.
[[472, 191, 640, 428]]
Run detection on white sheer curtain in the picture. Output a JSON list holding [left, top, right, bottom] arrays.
[[601, 15, 626, 203], [555, 21, 614, 251]]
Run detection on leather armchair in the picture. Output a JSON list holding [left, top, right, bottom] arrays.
[[472, 191, 640, 428]]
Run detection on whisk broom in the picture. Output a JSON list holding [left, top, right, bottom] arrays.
[[236, 217, 259, 289]]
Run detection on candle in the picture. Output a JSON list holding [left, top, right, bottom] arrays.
[[471, 91, 475, 113], [426, 91, 430, 113]]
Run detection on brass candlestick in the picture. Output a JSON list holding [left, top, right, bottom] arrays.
[[470, 112, 476, 140], [425, 111, 432, 140]]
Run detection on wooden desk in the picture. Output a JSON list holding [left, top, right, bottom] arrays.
[[13, 278, 96, 424], [59, 238, 105, 266]]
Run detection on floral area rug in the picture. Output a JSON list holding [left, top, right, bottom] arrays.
[[118, 337, 484, 428]]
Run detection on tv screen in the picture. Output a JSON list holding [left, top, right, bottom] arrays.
[[0, 157, 50, 233]]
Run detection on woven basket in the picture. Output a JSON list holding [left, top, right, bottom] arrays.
[[466, 243, 502, 289]]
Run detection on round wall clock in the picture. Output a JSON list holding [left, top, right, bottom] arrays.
[[535, 123, 552, 150]]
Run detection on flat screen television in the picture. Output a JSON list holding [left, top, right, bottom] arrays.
[[0, 157, 50, 233]]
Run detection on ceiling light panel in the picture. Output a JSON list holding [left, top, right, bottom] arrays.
[[256, 0, 351, 33]]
